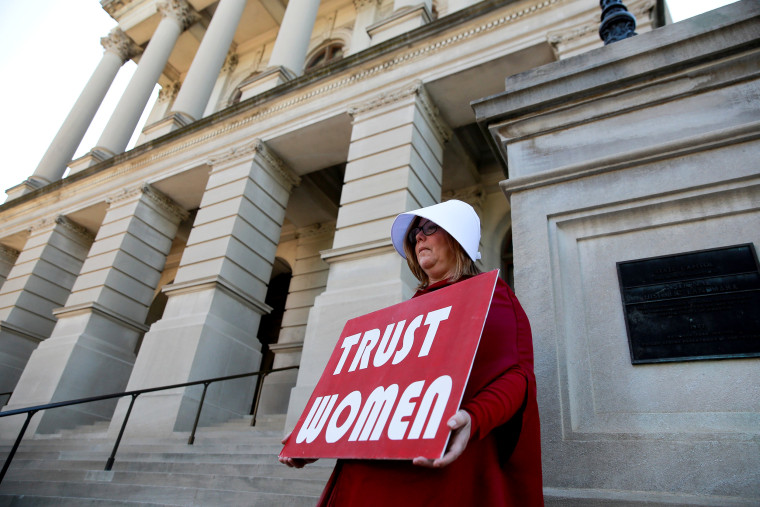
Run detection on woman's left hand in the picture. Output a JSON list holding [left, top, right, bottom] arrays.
[[412, 409, 471, 468]]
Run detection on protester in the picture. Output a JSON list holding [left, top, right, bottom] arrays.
[[280, 199, 543, 506]]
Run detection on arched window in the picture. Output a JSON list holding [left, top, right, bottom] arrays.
[[305, 42, 344, 72]]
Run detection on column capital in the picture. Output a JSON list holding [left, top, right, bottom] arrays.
[[443, 185, 487, 213], [100, 28, 142, 63], [106, 183, 189, 222], [29, 215, 94, 244], [348, 80, 452, 143], [207, 139, 302, 191], [157, 0, 200, 31]]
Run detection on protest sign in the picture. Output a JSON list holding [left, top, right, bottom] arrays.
[[280, 270, 499, 460]]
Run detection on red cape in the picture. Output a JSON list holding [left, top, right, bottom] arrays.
[[317, 277, 543, 506]]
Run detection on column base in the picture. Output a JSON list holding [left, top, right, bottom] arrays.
[[367, 5, 432, 45], [239, 66, 297, 102], [68, 148, 114, 175], [107, 279, 266, 439], [4, 178, 45, 201], [140, 112, 195, 143], [0, 304, 144, 437]]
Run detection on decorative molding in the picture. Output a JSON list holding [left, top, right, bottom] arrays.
[[162, 275, 273, 316], [222, 51, 239, 73], [106, 183, 189, 222], [100, 28, 141, 63], [349, 80, 452, 144], [443, 184, 486, 210], [157, 0, 200, 31], [141, 184, 189, 222], [29, 215, 93, 243], [353, 0, 381, 9], [321, 239, 395, 263], [548, 23, 596, 46], [0, 321, 45, 344], [269, 341, 305, 354], [0, 244, 20, 261], [157, 81, 181, 103], [93, 0, 561, 181], [296, 222, 336, 240], [207, 140, 301, 190], [53, 301, 150, 334]]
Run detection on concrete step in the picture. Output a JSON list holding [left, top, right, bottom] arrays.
[[3, 468, 328, 496], [0, 479, 320, 507], [5, 457, 335, 479], [0, 415, 332, 506]]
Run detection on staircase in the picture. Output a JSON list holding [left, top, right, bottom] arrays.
[[0, 415, 334, 506]]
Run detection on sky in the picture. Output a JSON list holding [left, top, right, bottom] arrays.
[[0, 0, 741, 203]]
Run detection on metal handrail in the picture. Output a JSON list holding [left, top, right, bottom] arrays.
[[0, 365, 298, 484]]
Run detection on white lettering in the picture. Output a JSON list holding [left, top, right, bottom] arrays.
[[349, 384, 399, 441], [348, 328, 380, 372], [418, 307, 452, 357], [392, 315, 423, 365], [408, 375, 452, 439], [387, 380, 424, 440], [373, 321, 406, 367], [333, 333, 361, 375], [325, 391, 362, 443], [296, 394, 337, 443]]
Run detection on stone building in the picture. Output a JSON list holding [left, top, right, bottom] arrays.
[[1, 0, 758, 504]]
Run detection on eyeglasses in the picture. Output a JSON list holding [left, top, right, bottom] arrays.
[[407, 221, 439, 244]]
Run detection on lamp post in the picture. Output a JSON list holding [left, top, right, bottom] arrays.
[[599, 0, 637, 45]]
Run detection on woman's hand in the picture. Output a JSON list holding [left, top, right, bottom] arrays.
[[278, 433, 318, 468], [412, 409, 471, 468]]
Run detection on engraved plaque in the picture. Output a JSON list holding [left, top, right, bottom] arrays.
[[617, 244, 760, 364]]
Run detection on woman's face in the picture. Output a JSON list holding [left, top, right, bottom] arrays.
[[412, 218, 457, 284]]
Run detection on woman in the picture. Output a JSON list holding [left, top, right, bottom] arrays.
[[281, 199, 543, 506]]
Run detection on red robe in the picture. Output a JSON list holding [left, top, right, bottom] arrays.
[[317, 277, 543, 506]]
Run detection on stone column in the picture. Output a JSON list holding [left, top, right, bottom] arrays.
[[348, 0, 380, 55], [0, 217, 93, 401], [28, 29, 139, 186], [2, 185, 187, 435], [285, 81, 450, 430], [257, 223, 334, 416], [170, 0, 246, 123], [93, 0, 198, 158], [0, 245, 19, 291], [240, 0, 320, 98], [111, 140, 300, 437]]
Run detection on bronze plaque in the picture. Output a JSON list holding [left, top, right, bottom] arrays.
[[617, 244, 760, 364]]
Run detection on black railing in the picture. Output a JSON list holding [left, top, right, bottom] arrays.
[[0, 365, 298, 485]]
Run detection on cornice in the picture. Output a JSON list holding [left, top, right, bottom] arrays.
[[29, 215, 94, 244], [207, 140, 301, 191], [106, 183, 189, 222], [2, 0, 561, 212], [162, 274, 273, 316], [349, 80, 452, 144]]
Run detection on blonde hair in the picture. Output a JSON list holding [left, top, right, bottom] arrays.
[[403, 217, 481, 290]]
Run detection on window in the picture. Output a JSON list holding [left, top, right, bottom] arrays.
[[305, 42, 344, 72]]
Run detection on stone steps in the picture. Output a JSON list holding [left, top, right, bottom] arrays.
[[0, 416, 333, 506]]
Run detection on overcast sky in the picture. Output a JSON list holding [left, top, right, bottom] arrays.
[[0, 0, 740, 202]]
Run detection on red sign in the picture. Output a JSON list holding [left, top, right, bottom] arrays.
[[280, 270, 499, 460]]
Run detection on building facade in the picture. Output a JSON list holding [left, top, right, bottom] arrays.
[[2, 0, 757, 504]]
